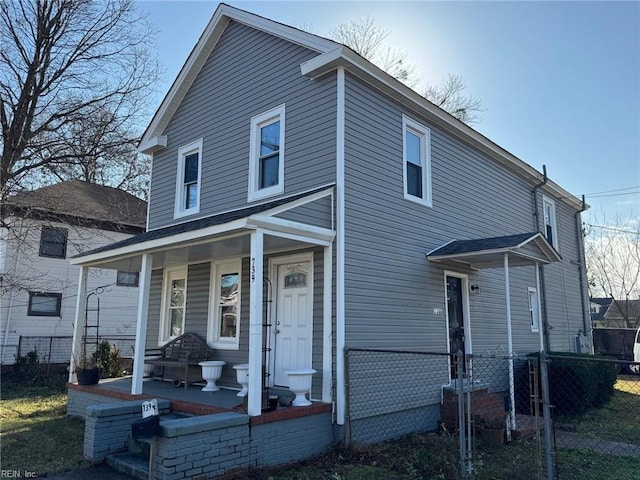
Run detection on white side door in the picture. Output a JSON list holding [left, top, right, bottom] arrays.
[[271, 257, 313, 386]]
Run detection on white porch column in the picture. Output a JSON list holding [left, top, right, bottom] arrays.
[[503, 254, 516, 431], [131, 253, 152, 395], [322, 243, 333, 402], [248, 229, 264, 416], [69, 266, 89, 383], [535, 262, 544, 352]]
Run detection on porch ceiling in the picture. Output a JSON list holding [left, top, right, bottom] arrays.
[[426, 232, 561, 270], [81, 231, 319, 271]]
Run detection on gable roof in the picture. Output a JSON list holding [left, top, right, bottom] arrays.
[[3, 180, 147, 232], [427, 232, 561, 269], [604, 299, 640, 321], [71, 183, 334, 260], [590, 297, 613, 321], [139, 3, 585, 213]]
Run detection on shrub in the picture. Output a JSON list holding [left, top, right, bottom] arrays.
[[517, 352, 618, 416], [91, 341, 126, 378]]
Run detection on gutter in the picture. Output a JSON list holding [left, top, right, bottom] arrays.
[[574, 194, 591, 347]]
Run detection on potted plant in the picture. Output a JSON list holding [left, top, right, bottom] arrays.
[[73, 342, 100, 385], [479, 416, 506, 446]]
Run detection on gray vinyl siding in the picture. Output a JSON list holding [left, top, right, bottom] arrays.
[[145, 269, 163, 349], [275, 196, 333, 229], [147, 21, 336, 230], [535, 192, 588, 352], [343, 72, 584, 356]]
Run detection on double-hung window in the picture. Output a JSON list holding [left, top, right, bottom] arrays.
[[528, 287, 540, 332], [542, 196, 559, 250], [175, 139, 203, 218], [160, 266, 187, 343], [248, 105, 285, 201], [208, 259, 241, 349], [28, 292, 62, 316], [402, 115, 432, 206], [39, 226, 68, 258]]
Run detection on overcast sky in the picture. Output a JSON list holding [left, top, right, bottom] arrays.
[[138, 0, 640, 226]]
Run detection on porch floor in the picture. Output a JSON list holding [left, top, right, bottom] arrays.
[[68, 376, 331, 424]]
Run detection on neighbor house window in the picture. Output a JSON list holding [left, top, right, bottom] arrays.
[[542, 196, 558, 250], [160, 266, 187, 343], [528, 287, 540, 333], [174, 139, 203, 218], [402, 115, 432, 207], [39, 226, 68, 258], [208, 259, 241, 349], [116, 271, 139, 287], [248, 104, 285, 201], [28, 292, 62, 316]]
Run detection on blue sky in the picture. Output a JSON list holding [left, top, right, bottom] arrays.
[[138, 0, 639, 225]]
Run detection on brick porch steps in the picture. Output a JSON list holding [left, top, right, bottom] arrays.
[[106, 452, 148, 480], [440, 387, 506, 429]]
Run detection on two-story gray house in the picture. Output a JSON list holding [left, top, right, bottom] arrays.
[[69, 4, 590, 444]]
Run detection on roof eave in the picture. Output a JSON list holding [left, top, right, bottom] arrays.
[[303, 48, 585, 212]]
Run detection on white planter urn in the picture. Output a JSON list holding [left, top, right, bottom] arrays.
[[286, 368, 316, 406], [233, 363, 249, 397], [198, 360, 226, 392]]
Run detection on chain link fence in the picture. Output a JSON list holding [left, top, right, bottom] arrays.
[[345, 348, 640, 480], [3, 335, 135, 366]]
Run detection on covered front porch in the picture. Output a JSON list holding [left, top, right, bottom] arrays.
[[68, 186, 336, 419]]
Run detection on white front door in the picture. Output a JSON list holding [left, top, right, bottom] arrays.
[[271, 255, 313, 387]]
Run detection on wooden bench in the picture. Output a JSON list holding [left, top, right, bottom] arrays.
[[145, 332, 215, 389]]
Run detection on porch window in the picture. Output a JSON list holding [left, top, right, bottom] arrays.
[[402, 115, 432, 207], [248, 105, 285, 202], [174, 139, 203, 218], [528, 287, 540, 333], [542, 196, 558, 250], [208, 259, 241, 349], [160, 266, 187, 343]]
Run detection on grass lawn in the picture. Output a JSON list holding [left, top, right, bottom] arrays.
[[556, 375, 640, 444], [0, 382, 89, 476]]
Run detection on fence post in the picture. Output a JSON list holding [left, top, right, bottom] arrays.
[[343, 348, 351, 448], [539, 351, 555, 480], [456, 350, 466, 479]]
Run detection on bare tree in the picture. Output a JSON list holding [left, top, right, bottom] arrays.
[[0, 0, 158, 199], [585, 212, 640, 328], [329, 17, 482, 124]]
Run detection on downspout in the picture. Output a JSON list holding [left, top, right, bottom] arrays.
[[573, 195, 590, 348], [532, 165, 550, 351]]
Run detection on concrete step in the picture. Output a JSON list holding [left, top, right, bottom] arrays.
[[106, 451, 149, 480]]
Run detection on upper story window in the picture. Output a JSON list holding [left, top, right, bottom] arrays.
[[248, 104, 285, 202], [159, 266, 187, 344], [208, 259, 241, 350], [116, 271, 139, 287], [28, 292, 62, 317], [542, 195, 558, 250], [402, 115, 432, 207], [39, 226, 68, 258], [174, 139, 203, 218]]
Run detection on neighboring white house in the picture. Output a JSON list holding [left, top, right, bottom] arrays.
[[0, 180, 146, 365]]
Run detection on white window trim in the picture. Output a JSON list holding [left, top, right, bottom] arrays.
[[158, 265, 188, 345], [528, 287, 540, 333], [174, 139, 203, 219], [207, 258, 242, 350], [402, 115, 432, 207], [248, 104, 285, 202], [542, 195, 559, 250]]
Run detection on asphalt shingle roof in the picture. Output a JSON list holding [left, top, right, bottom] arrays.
[[428, 232, 542, 257]]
